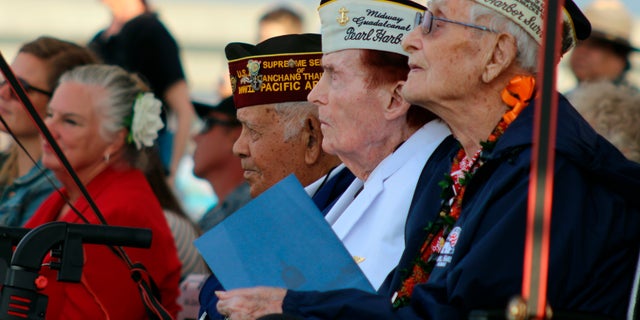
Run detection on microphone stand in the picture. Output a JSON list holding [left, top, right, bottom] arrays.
[[0, 222, 151, 320]]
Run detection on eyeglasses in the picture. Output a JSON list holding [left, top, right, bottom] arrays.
[[415, 10, 496, 35], [199, 116, 239, 134], [0, 78, 53, 100]]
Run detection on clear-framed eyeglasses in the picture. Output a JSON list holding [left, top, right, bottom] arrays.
[[414, 9, 496, 35]]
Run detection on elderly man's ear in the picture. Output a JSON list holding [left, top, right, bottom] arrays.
[[384, 81, 411, 121], [482, 33, 519, 83], [303, 116, 323, 165]]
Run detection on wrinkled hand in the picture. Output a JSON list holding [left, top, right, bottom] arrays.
[[216, 287, 287, 320]]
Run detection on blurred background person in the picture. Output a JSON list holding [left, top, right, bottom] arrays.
[[88, 0, 196, 184], [568, 0, 639, 94], [144, 149, 207, 280], [568, 80, 640, 162], [0, 36, 97, 227], [565, 0, 640, 166], [175, 96, 248, 320], [24, 64, 181, 318], [257, 5, 304, 43], [192, 96, 249, 232], [216, 4, 305, 100]]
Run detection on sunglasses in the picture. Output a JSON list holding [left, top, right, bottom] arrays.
[[199, 116, 239, 134], [0, 78, 53, 100], [414, 10, 496, 35]]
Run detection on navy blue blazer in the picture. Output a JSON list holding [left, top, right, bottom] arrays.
[[280, 95, 640, 319], [311, 166, 356, 216]]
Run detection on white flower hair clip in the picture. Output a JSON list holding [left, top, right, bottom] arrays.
[[128, 92, 164, 150]]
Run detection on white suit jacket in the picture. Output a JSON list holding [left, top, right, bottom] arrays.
[[325, 120, 451, 289]]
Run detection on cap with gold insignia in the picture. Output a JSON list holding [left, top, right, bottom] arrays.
[[318, 0, 426, 56], [225, 33, 323, 109]]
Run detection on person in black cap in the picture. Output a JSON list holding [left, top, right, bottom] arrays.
[[192, 96, 250, 232], [568, 0, 639, 91], [215, 0, 640, 319]]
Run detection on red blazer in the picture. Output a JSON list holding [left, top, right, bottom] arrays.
[[25, 166, 181, 319]]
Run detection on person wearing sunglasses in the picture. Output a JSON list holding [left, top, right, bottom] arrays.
[[0, 36, 97, 227], [192, 96, 250, 233]]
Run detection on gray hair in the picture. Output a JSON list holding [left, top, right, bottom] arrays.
[[273, 101, 318, 141], [467, 3, 539, 72], [58, 64, 153, 168], [466, 1, 576, 73]]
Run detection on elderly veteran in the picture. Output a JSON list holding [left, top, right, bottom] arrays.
[[397, 0, 640, 318], [198, 33, 356, 320], [225, 33, 353, 203], [308, 0, 452, 290], [213, 0, 460, 318]]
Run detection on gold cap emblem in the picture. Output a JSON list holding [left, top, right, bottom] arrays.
[[337, 7, 349, 26]]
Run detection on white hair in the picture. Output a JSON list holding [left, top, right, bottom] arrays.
[[467, 2, 539, 72], [273, 101, 318, 141]]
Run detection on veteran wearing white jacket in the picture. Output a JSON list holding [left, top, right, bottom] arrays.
[[307, 0, 452, 290]]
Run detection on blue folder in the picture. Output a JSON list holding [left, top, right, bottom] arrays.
[[194, 174, 374, 293]]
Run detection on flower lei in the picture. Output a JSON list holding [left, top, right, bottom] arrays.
[[391, 75, 536, 308], [125, 92, 165, 150]]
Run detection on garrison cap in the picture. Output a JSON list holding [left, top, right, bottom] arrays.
[[225, 33, 323, 108], [318, 0, 426, 56]]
